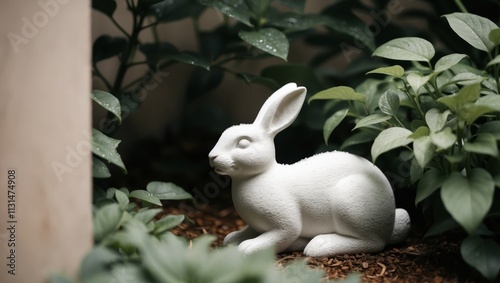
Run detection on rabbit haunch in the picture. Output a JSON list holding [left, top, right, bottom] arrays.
[[209, 83, 410, 257]]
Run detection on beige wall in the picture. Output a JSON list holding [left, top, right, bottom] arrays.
[[0, 0, 92, 282]]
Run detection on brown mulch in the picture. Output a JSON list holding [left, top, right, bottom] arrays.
[[163, 203, 482, 283]]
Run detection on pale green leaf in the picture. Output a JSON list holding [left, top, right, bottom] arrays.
[[409, 126, 430, 139], [437, 83, 481, 112], [476, 94, 500, 112], [153, 214, 185, 235], [308, 86, 365, 103], [461, 236, 500, 281], [459, 103, 498, 125], [407, 73, 430, 95], [430, 127, 456, 149], [464, 133, 499, 157], [91, 89, 121, 123], [425, 108, 450, 132], [92, 156, 111, 178], [373, 37, 435, 63], [371, 127, 413, 162], [147, 181, 193, 200], [441, 168, 495, 234], [413, 136, 435, 168], [449, 72, 484, 86], [92, 129, 127, 173], [443, 13, 497, 52], [323, 108, 349, 144], [94, 203, 123, 242], [489, 28, 500, 45], [238, 28, 289, 60], [486, 54, 500, 68], [366, 65, 404, 78], [478, 121, 500, 139], [133, 208, 163, 224], [340, 131, 378, 150], [114, 189, 129, 210], [129, 190, 162, 206], [353, 114, 391, 130], [434, 53, 468, 73]]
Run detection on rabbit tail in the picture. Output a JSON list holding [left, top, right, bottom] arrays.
[[388, 208, 411, 244]]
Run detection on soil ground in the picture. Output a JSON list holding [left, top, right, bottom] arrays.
[[165, 203, 484, 283]]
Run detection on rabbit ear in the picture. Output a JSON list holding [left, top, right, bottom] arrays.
[[254, 83, 307, 137]]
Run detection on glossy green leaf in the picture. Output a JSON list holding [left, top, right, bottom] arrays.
[[147, 181, 193, 200], [129, 190, 162, 206], [308, 86, 365, 103], [323, 108, 349, 144], [441, 168, 495, 234], [430, 127, 456, 149], [168, 52, 210, 70], [92, 156, 111, 178], [415, 168, 445, 205], [443, 13, 497, 52], [476, 94, 500, 112], [425, 108, 450, 132], [91, 89, 121, 123], [197, 0, 252, 27], [238, 28, 289, 61], [407, 73, 430, 95], [371, 127, 413, 162], [378, 89, 400, 116], [353, 114, 391, 130], [413, 136, 435, 168], [464, 133, 499, 157], [366, 65, 404, 78], [461, 236, 500, 281], [373, 37, 435, 63], [92, 0, 117, 17], [478, 121, 500, 139], [486, 54, 500, 68], [489, 28, 500, 45], [449, 72, 484, 85], [153, 214, 185, 235], [92, 129, 126, 173], [93, 203, 123, 242], [409, 126, 430, 139], [459, 104, 498, 125], [434, 53, 468, 73]]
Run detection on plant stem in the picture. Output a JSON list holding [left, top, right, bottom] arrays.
[[454, 0, 468, 13]]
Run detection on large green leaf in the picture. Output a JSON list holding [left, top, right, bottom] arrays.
[[323, 108, 349, 144], [197, 0, 252, 27], [239, 28, 289, 61], [373, 37, 435, 63], [371, 127, 413, 162], [443, 13, 497, 52], [366, 65, 404, 78], [441, 168, 495, 234], [378, 89, 400, 116], [486, 54, 500, 68], [340, 131, 378, 150], [92, 129, 126, 173], [91, 89, 121, 123], [489, 28, 500, 45], [308, 86, 365, 103], [461, 235, 500, 281], [153, 214, 185, 235], [478, 120, 500, 140], [464, 133, 499, 157], [133, 208, 163, 224], [458, 104, 498, 125], [415, 168, 445, 205], [93, 203, 123, 242], [146, 181, 193, 200], [353, 114, 391, 130], [434, 53, 468, 73]]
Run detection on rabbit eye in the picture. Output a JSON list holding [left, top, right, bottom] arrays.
[[237, 138, 251, 149]]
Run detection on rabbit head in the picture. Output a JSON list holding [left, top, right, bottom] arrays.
[[209, 83, 307, 178]]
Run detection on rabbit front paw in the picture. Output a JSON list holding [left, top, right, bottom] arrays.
[[238, 238, 269, 254]]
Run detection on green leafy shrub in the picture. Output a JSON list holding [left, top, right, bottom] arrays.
[[310, 11, 500, 281]]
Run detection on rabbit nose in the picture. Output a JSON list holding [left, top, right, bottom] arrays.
[[210, 155, 217, 161]]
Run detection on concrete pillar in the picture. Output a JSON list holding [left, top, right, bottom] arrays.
[[0, 0, 92, 282]]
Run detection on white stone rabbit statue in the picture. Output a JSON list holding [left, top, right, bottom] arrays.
[[208, 83, 411, 257]]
